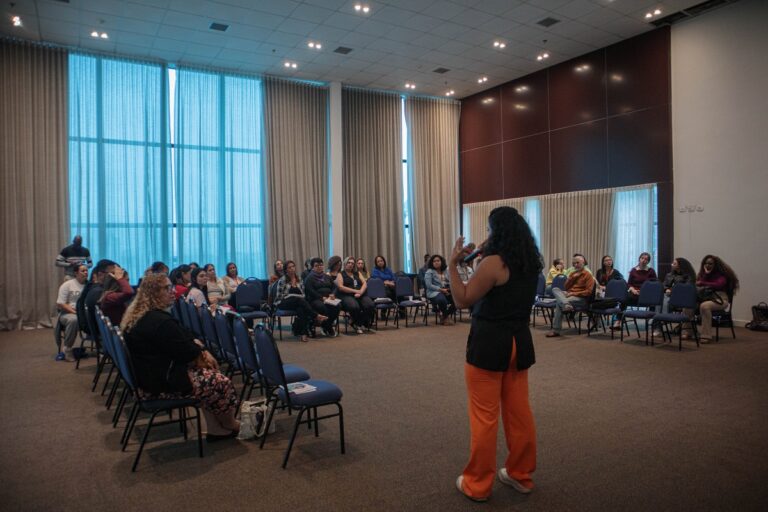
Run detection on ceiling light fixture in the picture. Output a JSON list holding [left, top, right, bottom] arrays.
[[91, 31, 109, 39], [481, 97, 494, 104], [354, 4, 371, 14], [405, 83, 416, 90], [477, 76, 488, 84], [12, 15, 22, 27], [445, 90, 455, 96], [284, 61, 298, 69], [515, 85, 529, 93], [645, 8, 662, 19], [536, 52, 549, 61], [493, 40, 506, 49], [307, 41, 322, 49]]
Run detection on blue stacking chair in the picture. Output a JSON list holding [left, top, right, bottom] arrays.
[[651, 283, 699, 351], [366, 278, 398, 329], [177, 298, 191, 330], [199, 306, 224, 361], [184, 299, 205, 339], [213, 309, 244, 381], [621, 280, 664, 345], [231, 315, 310, 404], [395, 276, 427, 327], [112, 326, 203, 472], [533, 274, 566, 327], [269, 281, 298, 340], [254, 326, 344, 469], [587, 279, 628, 339], [709, 295, 736, 342], [235, 278, 270, 324]]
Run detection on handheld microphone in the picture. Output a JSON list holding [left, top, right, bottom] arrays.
[[463, 248, 482, 263]]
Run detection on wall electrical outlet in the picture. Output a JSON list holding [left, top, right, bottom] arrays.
[[696, 205, 704, 212]]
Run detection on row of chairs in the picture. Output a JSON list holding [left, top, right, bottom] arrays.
[[172, 299, 345, 469], [531, 274, 735, 351]]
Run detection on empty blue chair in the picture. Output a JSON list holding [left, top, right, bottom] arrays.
[[621, 280, 664, 344], [533, 274, 566, 327], [587, 278, 628, 338], [184, 299, 205, 339], [199, 306, 224, 361], [269, 280, 298, 340], [213, 309, 243, 380], [366, 278, 398, 329], [395, 276, 426, 327], [254, 326, 344, 469], [652, 283, 699, 351], [235, 278, 270, 323]]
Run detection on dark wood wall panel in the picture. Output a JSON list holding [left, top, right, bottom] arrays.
[[550, 120, 608, 193], [608, 104, 671, 187], [548, 50, 606, 130], [501, 70, 548, 140], [606, 28, 670, 116], [502, 134, 549, 198], [459, 88, 501, 151], [461, 145, 503, 203]]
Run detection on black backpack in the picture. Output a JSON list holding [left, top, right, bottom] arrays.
[[746, 302, 768, 331]]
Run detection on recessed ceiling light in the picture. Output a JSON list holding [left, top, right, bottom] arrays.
[[91, 31, 99, 37], [308, 41, 322, 50], [515, 85, 529, 93], [100, 33, 109, 39], [645, 8, 662, 19], [654, 8, 662, 15], [536, 52, 549, 61], [12, 15, 22, 27], [405, 83, 416, 90], [477, 76, 488, 84], [445, 90, 455, 96], [354, 4, 371, 14], [482, 97, 494, 104], [91, 31, 109, 39], [493, 40, 506, 49], [284, 61, 298, 69], [645, 12, 653, 19], [575, 64, 591, 72]]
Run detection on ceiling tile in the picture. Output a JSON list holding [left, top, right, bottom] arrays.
[[323, 12, 366, 31], [502, 3, 551, 23], [425, 1, 468, 21], [289, 3, 335, 24]]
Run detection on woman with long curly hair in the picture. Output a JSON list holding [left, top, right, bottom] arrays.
[[696, 255, 739, 342], [121, 273, 240, 441], [448, 206, 543, 502]]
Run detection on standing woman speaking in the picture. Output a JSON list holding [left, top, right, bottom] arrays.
[[449, 206, 543, 502]]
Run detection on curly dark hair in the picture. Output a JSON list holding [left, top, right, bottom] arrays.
[[673, 257, 696, 282], [698, 255, 740, 295], [429, 254, 447, 272], [483, 206, 543, 276]]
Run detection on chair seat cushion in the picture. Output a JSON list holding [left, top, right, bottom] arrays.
[[277, 379, 343, 406], [399, 300, 424, 307], [654, 313, 689, 323], [534, 300, 556, 308], [275, 309, 297, 316], [623, 310, 656, 319], [590, 306, 621, 315], [283, 364, 310, 383], [240, 310, 269, 319]]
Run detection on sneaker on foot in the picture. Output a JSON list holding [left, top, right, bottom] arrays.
[[322, 326, 336, 337], [455, 475, 488, 503], [497, 468, 532, 494], [55, 352, 66, 361]]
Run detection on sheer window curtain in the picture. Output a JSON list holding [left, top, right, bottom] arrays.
[[174, 68, 266, 277], [69, 54, 169, 279], [262, 77, 328, 266], [342, 88, 403, 269], [1, 41, 68, 330], [613, 185, 656, 276], [405, 96, 460, 269]]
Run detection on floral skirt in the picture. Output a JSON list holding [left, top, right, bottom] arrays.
[[144, 368, 238, 417]]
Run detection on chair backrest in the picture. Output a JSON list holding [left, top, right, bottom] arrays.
[[268, 280, 279, 305], [604, 279, 628, 301], [232, 315, 260, 374], [551, 274, 567, 291], [366, 278, 386, 299], [395, 276, 414, 298], [668, 283, 697, 310], [170, 302, 181, 322], [184, 299, 204, 338], [535, 274, 546, 297], [213, 309, 239, 363], [252, 325, 288, 390], [111, 327, 137, 392], [177, 298, 191, 330], [637, 280, 664, 307], [235, 278, 263, 309], [86, 304, 101, 342], [199, 307, 222, 356], [94, 307, 113, 358]]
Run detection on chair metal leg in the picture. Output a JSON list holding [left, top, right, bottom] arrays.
[[113, 386, 129, 427], [338, 402, 345, 455], [132, 410, 161, 472], [282, 408, 306, 469], [259, 396, 279, 449], [195, 406, 204, 458], [122, 402, 140, 449], [313, 407, 319, 437], [106, 373, 122, 409], [101, 364, 115, 396]]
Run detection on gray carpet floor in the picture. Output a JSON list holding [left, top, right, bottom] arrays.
[[1, 318, 767, 512]]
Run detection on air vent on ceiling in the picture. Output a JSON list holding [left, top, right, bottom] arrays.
[[209, 22, 229, 31], [52, 0, 70, 3], [334, 46, 353, 55], [432, 67, 450, 74], [650, 0, 735, 27], [536, 17, 560, 28]]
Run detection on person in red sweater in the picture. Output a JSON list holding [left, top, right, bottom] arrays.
[[696, 254, 739, 342], [98, 267, 134, 326], [546, 254, 595, 337]]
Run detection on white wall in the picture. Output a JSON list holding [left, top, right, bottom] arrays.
[[672, 0, 768, 324]]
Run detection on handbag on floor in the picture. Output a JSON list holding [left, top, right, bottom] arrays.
[[746, 302, 768, 331], [238, 398, 275, 440]]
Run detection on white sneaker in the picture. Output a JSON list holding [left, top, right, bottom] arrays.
[[497, 468, 532, 494], [455, 475, 488, 502], [64, 349, 76, 362]]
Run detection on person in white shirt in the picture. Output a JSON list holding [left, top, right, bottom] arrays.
[[56, 264, 88, 361]]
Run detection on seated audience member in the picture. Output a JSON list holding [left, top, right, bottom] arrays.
[[56, 235, 93, 280], [425, 254, 456, 325], [99, 267, 134, 326], [187, 268, 209, 308], [148, 261, 169, 275], [222, 262, 245, 296], [189, 262, 200, 271], [275, 260, 328, 342], [696, 255, 739, 342], [417, 253, 431, 293], [371, 255, 397, 300], [565, 255, 592, 276], [170, 265, 192, 300], [303, 257, 340, 337], [546, 254, 595, 337], [335, 256, 375, 334], [56, 264, 88, 361], [662, 257, 696, 311], [545, 258, 566, 295], [121, 273, 240, 441], [456, 243, 476, 284], [595, 255, 624, 297], [356, 258, 370, 281], [626, 252, 657, 305], [83, 260, 119, 337], [269, 259, 284, 285], [204, 263, 230, 306], [300, 259, 312, 281]]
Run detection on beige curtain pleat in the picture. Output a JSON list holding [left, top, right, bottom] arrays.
[[262, 77, 328, 266], [463, 198, 525, 248], [406, 96, 460, 269], [0, 41, 69, 330], [342, 88, 403, 269]]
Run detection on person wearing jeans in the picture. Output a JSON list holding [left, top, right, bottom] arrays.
[[546, 254, 595, 337]]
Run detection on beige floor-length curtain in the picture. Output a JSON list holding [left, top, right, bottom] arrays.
[[463, 197, 525, 248], [262, 77, 328, 266], [0, 40, 69, 330], [342, 88, 403, 269], [406, 96, 460, 269]]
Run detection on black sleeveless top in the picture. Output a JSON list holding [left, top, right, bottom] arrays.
[[467, 271, 538, 372], [338, 271, 362, 295]]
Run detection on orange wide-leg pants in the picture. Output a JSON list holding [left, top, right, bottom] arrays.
[[461, 341, 537, 499]]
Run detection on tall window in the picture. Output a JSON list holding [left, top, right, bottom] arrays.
[[524, 198, 542, 250], [69, 54, 266, 278], [401, 97, 413, 273], [613, 185, 657, 275]]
